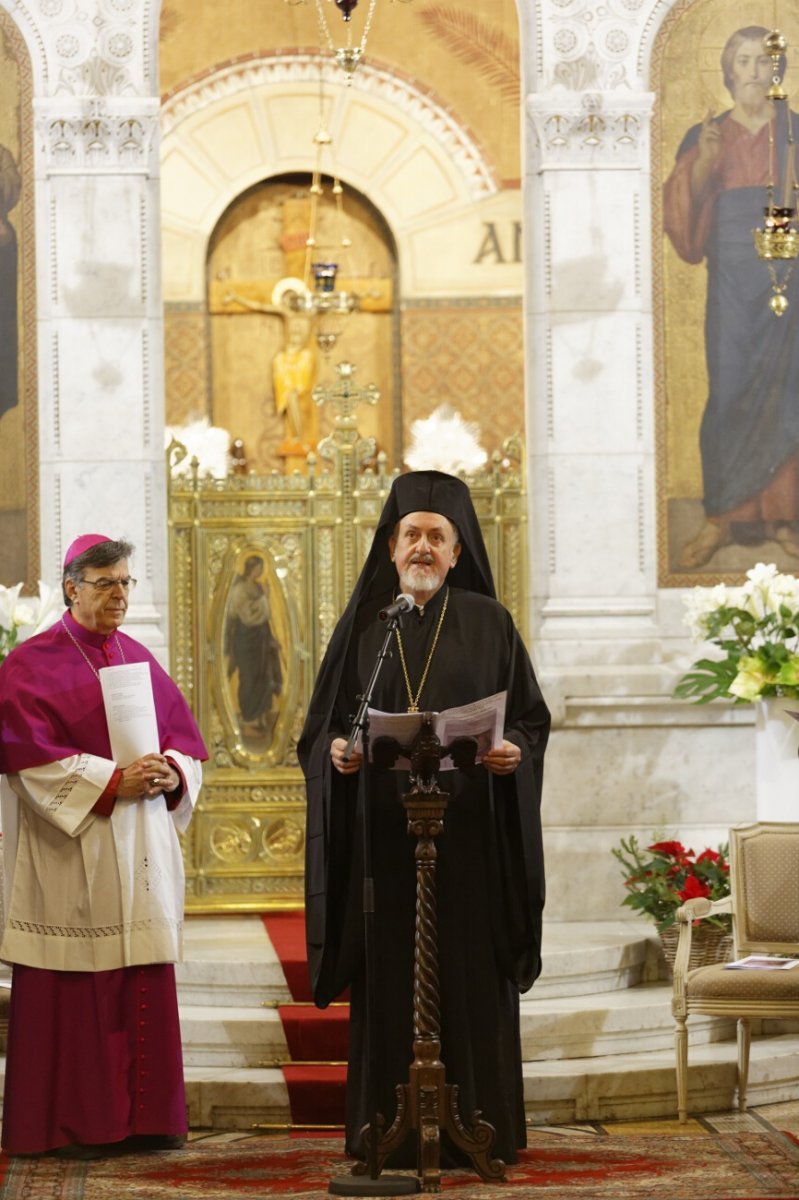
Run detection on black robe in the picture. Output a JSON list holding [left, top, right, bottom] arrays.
[[299, 581, 549, 1166]]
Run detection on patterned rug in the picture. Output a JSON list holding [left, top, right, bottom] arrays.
[[2, 1130, 799, 1199]]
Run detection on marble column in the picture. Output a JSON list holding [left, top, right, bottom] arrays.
[[6, 0, 168, 657]]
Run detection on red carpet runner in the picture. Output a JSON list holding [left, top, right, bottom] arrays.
[[262, 913, 348, 1127]]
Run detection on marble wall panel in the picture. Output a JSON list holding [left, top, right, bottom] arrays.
[[548, 313, 646, 454], [656, 585, 698, 644], [545, 724, 752, 829], [39, 460, 157, 578], [48, 175, 151, 319], [544, 172, 641, 315], [38, 318, 155, 460], [535, 621, 669, 675], [540, 455, 651, 596], [542, 721, 755, 921]]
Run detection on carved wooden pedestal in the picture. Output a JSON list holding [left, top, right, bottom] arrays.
[[355, 787, 506, 1193]]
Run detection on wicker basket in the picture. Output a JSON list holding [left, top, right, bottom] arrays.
[[659, 923, 733, 975]]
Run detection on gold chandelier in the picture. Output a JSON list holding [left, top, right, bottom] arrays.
[[272, 91, 360, 319], [752, 29, 799, 316], [275, 0, 412, 319]]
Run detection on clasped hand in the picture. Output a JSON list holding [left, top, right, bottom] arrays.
[[330, 736, 520, 776], [117, 754, 179, 799]]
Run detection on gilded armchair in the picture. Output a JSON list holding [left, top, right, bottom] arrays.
[[672, 821, 799, 1122]]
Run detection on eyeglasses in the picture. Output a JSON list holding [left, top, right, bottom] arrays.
[[77, 576, 137, 593]]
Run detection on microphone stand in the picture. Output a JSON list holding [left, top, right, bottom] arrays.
[[328, 614, 419, 1198]]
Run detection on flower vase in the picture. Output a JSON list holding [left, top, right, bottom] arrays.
[[754, 697, 799, 821]]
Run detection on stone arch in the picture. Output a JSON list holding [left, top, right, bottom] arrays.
[[160, 52, 500, 303]]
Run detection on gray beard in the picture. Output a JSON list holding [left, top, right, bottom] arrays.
[[399, 565, 445, 596]]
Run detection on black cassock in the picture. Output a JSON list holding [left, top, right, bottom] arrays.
[[299, 581, 549, 1166]]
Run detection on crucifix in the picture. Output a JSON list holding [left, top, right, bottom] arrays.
[[208, 193, 392, 472]]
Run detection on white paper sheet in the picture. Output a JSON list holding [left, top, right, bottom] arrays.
[[365, 690, 507, 770], [724, 954, 799, 970], [99, 662, 159, 768]]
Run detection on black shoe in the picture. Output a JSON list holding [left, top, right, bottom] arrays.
[[124, 1134, 186, 1151], [49, 1144, 105, 1160]]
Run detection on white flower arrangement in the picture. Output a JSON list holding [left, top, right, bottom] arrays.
[[676, 562, 799, 703], [0, 581, 61, 663]]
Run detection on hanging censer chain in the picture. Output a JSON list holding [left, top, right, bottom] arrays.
[[394, 588, 449, 714], [313, 0, 377, 81]]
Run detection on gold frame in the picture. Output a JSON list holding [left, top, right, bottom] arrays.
[[169, 401, 528, 913], [0, 11, 39, 589]]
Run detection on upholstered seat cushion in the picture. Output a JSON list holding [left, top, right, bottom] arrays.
[[686, 963, 799, 1001]]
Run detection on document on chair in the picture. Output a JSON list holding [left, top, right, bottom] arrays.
[[364, 691, 507, 770], [724, 954, 799, 970], [99, 663, 160, 768]]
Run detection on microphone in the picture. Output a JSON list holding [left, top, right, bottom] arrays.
[[378, 593, 415, 621]]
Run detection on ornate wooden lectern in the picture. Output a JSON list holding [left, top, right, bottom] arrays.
[[353, 716, 506, 1193]]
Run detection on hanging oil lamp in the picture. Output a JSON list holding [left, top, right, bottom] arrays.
[[752, 30, 799, 315]]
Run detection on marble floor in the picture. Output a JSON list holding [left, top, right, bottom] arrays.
[[156, 1099, 799, 1149], [529, 1098, 799, 1139], [5, 1102, 799, 1145]]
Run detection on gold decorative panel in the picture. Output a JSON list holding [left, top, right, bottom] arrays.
[[402, 302, 524, 457], [169, 401, 528, 913]]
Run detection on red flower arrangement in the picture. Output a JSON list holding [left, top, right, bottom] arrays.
[[612, 836, 731, 933]]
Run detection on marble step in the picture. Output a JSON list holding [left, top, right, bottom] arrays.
[[176, 916, 662, 1007], [522, 1032, 799, 1124], [178, 916, 286, 1007], [179, 983, 731, 1069], [521, 982, 733, 1061], [534, 920, 661, 998], [180, 1033, 799, 1130]]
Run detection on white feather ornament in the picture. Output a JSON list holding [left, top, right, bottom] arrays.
[[165, 417, 231, 479], [404, 405, 487, 473]]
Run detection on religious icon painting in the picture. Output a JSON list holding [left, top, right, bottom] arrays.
[[0, 11, 36, 589], [215, 544, 291, 763], [653, 0, 799, 584]]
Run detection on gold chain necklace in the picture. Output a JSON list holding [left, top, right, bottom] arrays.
[[61, 615, 126, 680], [394, 588, 449, 714]]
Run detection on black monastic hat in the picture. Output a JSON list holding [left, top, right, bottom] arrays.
[[359, 469, 496, 602]]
